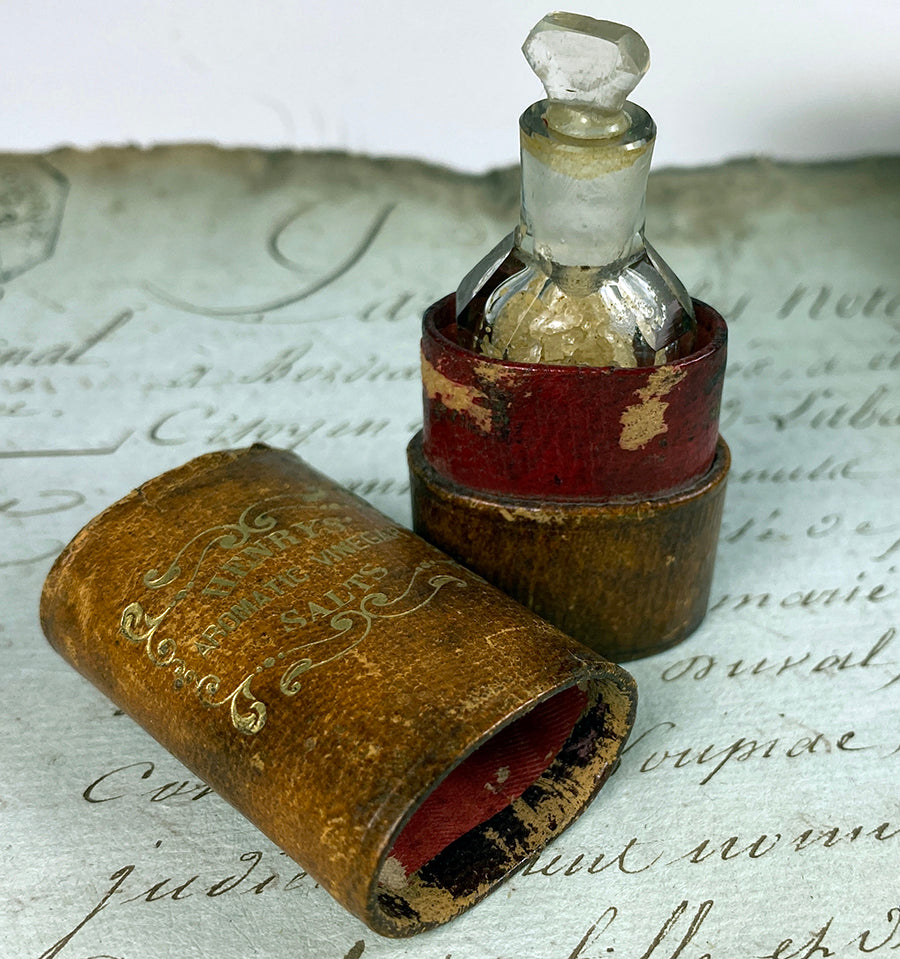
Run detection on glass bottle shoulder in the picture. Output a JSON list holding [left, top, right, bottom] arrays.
[[458, 248, 695, 367]]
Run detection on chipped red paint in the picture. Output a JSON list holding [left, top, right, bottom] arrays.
[[420, 295, 727, 500]]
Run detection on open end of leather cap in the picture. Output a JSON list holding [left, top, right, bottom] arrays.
[[369, 675, 633, 936]]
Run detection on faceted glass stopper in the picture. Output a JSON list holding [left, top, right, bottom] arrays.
[[523, 13, 650, 137], [455, 10, 697, 368]]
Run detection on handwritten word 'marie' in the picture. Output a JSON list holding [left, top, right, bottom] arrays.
[[708, 571, 894, 615]]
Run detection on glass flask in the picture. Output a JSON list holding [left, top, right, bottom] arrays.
[[456, 12, 696, 367]]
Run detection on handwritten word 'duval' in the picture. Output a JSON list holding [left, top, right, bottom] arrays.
[[660, 629, 900, 691]]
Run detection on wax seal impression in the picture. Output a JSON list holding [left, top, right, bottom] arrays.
[[0, 157, 68, 284]]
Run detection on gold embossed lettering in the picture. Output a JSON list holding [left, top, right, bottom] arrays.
[[283, 567, 309, 585], [221, 558, 252, 579], [119, 494, 469, 735], [202, 576, 237, 598], [280, 609, 308, 631], [229, 598, 257, 622], [307, 602, 334, 621], [266, 528, 301, 550], [241, 543, 274, 566], [195, 625, 223, 658]]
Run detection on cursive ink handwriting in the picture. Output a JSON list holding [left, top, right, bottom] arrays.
[[708, 572, 895, 616], [660, 628, 900, 691], [622, 720, 890, 785], [0, 310, 132, 369], [146, 203, 395, 318]]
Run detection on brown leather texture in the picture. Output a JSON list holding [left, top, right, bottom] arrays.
[[409, 434, 730, 661], [40, 445, 637, 937]]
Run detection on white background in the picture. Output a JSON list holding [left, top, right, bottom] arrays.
[[4, 0, 899, 172]]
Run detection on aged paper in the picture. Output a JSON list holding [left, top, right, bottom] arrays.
[[2, 148, 898, 958]]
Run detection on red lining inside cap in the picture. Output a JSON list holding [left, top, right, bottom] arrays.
[[388, 685, 588, 877]]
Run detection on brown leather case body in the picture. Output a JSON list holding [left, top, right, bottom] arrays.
[[40, 445, 636, 937]]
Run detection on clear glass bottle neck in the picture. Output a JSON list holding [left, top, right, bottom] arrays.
[[516, 100, 656, 288]]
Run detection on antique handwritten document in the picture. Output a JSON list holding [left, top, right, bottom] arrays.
[[2, 149, 898, 958]]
